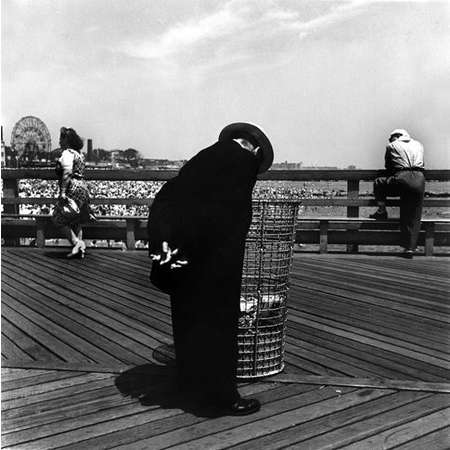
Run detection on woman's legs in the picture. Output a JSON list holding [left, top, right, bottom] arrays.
[[61, 225, 79, 246], [64, 223, 85, 257]]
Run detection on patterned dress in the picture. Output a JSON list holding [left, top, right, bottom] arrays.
[[53, 149, 91, 226]]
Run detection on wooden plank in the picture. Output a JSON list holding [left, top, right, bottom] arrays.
[[5, 256, 171, 342], [288, 292, 449, 352], [289, 288, 449, 357], [2, 384, 151, 434], [1, 334, 35, 361], [340, 407, 450, 449], [286, 324, 450, 382], [2, 370, 83, 393], [230, 391, 430, 450], [282, 348, 342, 377], [290, 273, 450, 321], [394, 426, 450, 450], [2, 280, 150, 366], [8, 249, 172, 323], [2, 384, 119, 422], [289, 276, 450, 325], [113, 385, 357, 450], [289, 285, 448, 345], [1, 372, 113, 403], [1, 273, 164, 366], [46, 382, 288, 450], [291, 265, 450, 309], [1, 368, 50, 382], [289, 284, 448, 345], [284, 341, 390, 378], [2, 376, 116, 413], [285, 335, 425, 380], [1, 360, 130, 373], [2, 263, 171, 354], [289, 313, 450, 370], [1, 303, 88, 364], [286, 393, 450, 449], [295, 256, 450, 295], [2, 285, 135, 366], [2, 380, 275, 449], [268, 374, 450, 393]]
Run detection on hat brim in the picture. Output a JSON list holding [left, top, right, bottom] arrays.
[[219, 122, 274, 173]]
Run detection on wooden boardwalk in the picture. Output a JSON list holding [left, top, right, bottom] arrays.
[[2, 247, 450, 449]]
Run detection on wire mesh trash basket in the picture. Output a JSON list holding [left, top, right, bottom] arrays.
[[237, 199, 300, 378]]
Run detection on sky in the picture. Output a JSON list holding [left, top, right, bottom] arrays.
[[2, 0, 449, 168]]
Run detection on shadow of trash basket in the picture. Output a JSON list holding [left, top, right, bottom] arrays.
[[238, 198, 300, 378]]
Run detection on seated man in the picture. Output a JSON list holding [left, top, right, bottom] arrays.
[[370, 129, 425, 258]]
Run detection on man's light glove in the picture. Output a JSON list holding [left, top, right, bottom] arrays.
[[151, 241, 189, 270]]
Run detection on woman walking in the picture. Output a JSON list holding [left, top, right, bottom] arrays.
[[53, 127, 93, 258]]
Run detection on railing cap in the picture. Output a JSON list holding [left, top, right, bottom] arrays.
[[2, 168, 450, 181]]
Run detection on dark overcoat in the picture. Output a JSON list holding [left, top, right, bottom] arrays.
[[147, 139, 258, 402]]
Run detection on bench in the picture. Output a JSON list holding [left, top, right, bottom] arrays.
[[296, 217, 450, 255], [3, 214, 450, 255], [1, 215, 149, 250]]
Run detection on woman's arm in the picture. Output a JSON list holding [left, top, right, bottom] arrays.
[[58, 150, 74, 198]]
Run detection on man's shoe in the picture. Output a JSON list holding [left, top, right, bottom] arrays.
[[226, 398, 261, 416], [369, 211, 388, 220], [403, 249, 414, 259]]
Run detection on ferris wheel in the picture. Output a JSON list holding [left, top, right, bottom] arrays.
[[10, 116, 52, 156]]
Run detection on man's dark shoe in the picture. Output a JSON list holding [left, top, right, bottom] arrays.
[[403, 249, 414, 259], [369, 210, 388, 220], [226, 398, 261, 416]]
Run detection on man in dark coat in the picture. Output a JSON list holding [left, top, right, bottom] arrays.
[[147, 123, 273, 415], [370, 128, 425, 258]]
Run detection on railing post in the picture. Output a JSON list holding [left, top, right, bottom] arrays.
[[424, 222, 435, 256], [347, 179, 359, 253], [126, 218, 136, 250], [3, 177, 20, 246], [35, 218, 46, 248], [319, 220, 328, 254]]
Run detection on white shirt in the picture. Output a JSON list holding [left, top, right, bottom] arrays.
[[385, 138, 424, 171], [58, 149, 75, 172]]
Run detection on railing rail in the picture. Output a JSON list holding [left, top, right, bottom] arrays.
[[2, 169, 449, 253], [2, 168, 450, 181]]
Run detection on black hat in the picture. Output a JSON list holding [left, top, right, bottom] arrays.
[[219, 122, 274, 173]]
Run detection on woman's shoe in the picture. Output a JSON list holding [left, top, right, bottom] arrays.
[[67, 240, 84, 259], [79, 240, 86, 259]]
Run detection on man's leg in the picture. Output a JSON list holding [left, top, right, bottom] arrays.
[[370, 177, 389, 219], [399, 172, 425, 254]]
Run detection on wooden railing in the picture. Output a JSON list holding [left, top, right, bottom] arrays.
[[2, 169, 450, 253]]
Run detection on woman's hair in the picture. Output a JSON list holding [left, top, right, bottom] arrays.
[[60, 127, 84, 151]]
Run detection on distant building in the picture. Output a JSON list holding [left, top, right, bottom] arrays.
[[272, 161, 303, 170], [141, 158, 186, 170], [301, 166, 339, 170]]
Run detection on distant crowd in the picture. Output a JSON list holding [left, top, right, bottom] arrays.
[[15, 179, 344, 216]]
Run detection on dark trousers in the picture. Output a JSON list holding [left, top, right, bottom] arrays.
[[374, 170, 425, 250], [170, 287, 241, 405]]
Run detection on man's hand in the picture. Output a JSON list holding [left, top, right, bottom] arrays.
[[150, 241, 189, 270]]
